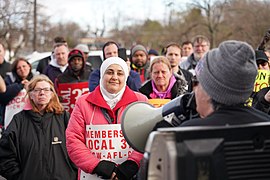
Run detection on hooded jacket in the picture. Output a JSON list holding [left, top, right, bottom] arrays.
[[55, 49, 92, 85], [66, 86, 147, 175]]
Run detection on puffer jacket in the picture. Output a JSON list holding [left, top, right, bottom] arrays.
[[66, 86, 148, 175]]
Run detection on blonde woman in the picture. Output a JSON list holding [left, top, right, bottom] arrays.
[[0, 75, 77, 180]]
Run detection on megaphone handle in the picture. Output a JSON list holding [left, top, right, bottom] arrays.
[[186, 92, 195, 108]]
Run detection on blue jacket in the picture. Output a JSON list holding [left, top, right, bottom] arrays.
[[88, 69, 142, 92], [44, 65, 67, 84]]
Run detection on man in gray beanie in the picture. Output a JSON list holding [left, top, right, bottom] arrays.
[[130, 44, 150, 83], [179, 40, 270, 126]]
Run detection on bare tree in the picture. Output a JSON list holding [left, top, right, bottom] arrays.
[[223, 0, 270, 47], [0, 0, 32, 61], [189, 0, 228, 48]]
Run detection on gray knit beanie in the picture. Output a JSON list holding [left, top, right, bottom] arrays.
[[131, 44, 148, 57], [196, 40, 257, 105]]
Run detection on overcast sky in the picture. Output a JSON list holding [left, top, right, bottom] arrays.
[[38, 0, 189, 31]]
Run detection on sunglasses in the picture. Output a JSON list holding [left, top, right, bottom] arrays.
[[256, 61, 269, 67]]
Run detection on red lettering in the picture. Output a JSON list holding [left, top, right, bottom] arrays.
[[253, 82, 260, 92], [94, 140, 100, 149], [108, 130, 112, 138], [259, 82, 268, 90], [109, 139, 115, 149], [112, 152, 124, 159], [113, 152, 117, 158], [101, 140, 107, 149], [95, 131, 100, 138], [119, 130, 123, 138], [102, 131, 106, 138], [121, 138, 127, 149], [86, 131, 91, 138], [119, 151, 123, 158], [114, 130, 118, 137], [90, 131, 94, 138], [107, 152, 112, 159], [95, 152, 102, 159], [254, 82, 269, 92], [87, 139, 92, 149]]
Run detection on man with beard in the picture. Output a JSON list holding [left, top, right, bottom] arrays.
[[180, 35, 210, 76], [130, 44, 150, 83]]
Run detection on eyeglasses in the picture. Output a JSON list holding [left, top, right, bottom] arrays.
[[32, 88, 52, 94]]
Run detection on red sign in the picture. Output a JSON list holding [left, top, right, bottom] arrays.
[[57, 82, 89, 114]]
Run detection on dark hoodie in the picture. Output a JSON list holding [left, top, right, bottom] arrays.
[[55, 49, 92, 84]]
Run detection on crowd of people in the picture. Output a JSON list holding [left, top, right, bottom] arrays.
[[0, 34, 269, 179]]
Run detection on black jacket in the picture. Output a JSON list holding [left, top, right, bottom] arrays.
[[55, 66, 92, 84], [0, 110, 77, 180], [181, 105, 270, 126], [36, 55, 52, 74], [0, 60, 11, 78], [252, 87, 270, 115]]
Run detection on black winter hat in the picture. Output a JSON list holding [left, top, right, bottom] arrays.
[[68, 49, 84, 62], [255, 50, 269, 62]]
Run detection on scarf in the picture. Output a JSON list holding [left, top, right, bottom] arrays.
[[150, 75, 176, 99], [99, 57, 129, 109]]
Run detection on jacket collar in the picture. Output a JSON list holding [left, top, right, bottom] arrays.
[[86, 85, 139, 110]]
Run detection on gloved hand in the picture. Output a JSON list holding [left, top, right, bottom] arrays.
[[116, 160, 139, 180], [92, 160, 116, 179]]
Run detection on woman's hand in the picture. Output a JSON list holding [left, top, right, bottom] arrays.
[[21, 79, 29, 90]]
